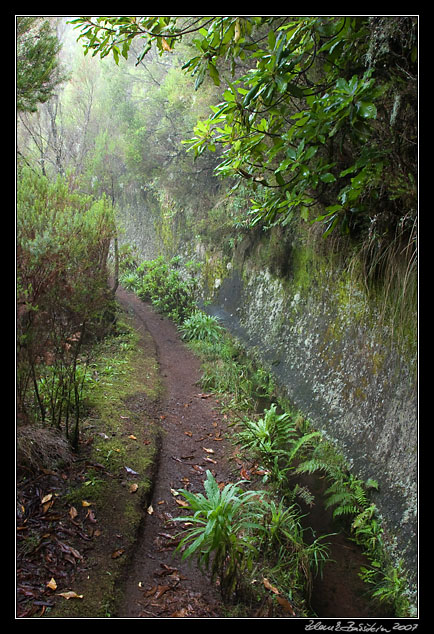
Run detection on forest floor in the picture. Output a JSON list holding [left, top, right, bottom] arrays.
[[16, 286, 390, 620]]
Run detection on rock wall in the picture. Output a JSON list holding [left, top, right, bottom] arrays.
[[199, 231, 417, 591], [125, 198, 417, 594]]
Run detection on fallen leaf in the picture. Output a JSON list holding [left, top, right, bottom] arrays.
[[203, 447, 214, 454], [154, 584, 170, 599], [184, 431, 192, 437], [263, 577, 279, 595], [41, 493, 53, 504], [120, 415, 129, 419], [86, 509, 97, 523], [130, 483, 139, 493], [58, 591, 83, 600], [171, 607, 189, 617], [144, 585, 157, 597], [276, 595, 296, 615], [240, 467, 250, 480], [128, 434, 137, 440], [125, 466, 139, 475], [147, 504, 154, 515], [58, 542, 82, 560], [81, 500, 92, 507], [69, 506, 78, 520], [157, 564, 178, 576], [170, 488, 179, 496], [46, 578, 57, 590], [205, 457, 217, 464], [42, 500, 54, 513], [111, 548, 125, 559], [175, 498, 189, 507], [253, 468, 270, 476]]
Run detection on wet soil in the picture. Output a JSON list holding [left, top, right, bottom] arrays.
[[114, 287, 235, 618]]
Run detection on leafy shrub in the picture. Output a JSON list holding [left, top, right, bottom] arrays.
[[238, 403, 297, 465], [17, 168, 116, 447], [175, 470, 331, 607], [179, 310, 223, 343], [119, 270, 142, 292], [174, 470, 265, 599], [136, 256, 197, 323]]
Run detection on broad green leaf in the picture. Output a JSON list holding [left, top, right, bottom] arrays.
[[356, 101, 377, 119], [208, 61, 220, 86], [320, 172, 336, 183]]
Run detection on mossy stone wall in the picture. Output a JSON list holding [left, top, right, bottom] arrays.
[[200, 229, 417, 588], [125, 195, 417, 589]]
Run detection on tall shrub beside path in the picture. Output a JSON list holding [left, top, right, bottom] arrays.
[[17, 168, 116, 448]]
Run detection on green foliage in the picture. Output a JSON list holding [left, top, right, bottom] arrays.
[[179, 310, 223, 343], [359, 560, 411, 617], [134, 256, 198, 323], [174, 470, 264, 599], [200, 350, 276, 413], [17, 167, 116, 447], [16, 17, 67, 112], [70, 15, 417, 298], [175, 470, 330, 605], [294, 434, 413, 614], [119, 271, 142, 293], [238, 403, 297, 466]]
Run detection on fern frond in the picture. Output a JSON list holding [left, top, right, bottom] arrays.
[[324, 490, 354, 510], [293, 483, 315, 507], [351, 504, 376, 530], [332, 504, 359, 518], [288, 431, 322, 462], [294, 456, 334, 477]]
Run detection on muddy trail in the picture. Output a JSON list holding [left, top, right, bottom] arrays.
[[114, 287, 234, 618], [113, 287, 386, 619]]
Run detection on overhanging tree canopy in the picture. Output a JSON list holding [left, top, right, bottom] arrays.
[[70, 16, 417, 251]]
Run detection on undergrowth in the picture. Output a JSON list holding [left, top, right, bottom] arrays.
[[17, 305, 162, 618], [118, 252, 414, 617]]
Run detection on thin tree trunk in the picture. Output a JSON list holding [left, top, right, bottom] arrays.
[[112, 234, 119, 295]]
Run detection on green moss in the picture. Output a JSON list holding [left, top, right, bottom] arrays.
[[290, 242, 319, 294], [200, 249, 230, 298]]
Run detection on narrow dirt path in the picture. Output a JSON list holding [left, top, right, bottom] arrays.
[[115, 287, 236, 618], [113, 288, 388, 620]]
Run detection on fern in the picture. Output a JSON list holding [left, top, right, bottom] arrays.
[[293, 483, 315, 507], [287, 431, 322, 465], [352, 504, 376, 530], [295, 456, 338, 478], [325, 476, 368, 519]]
